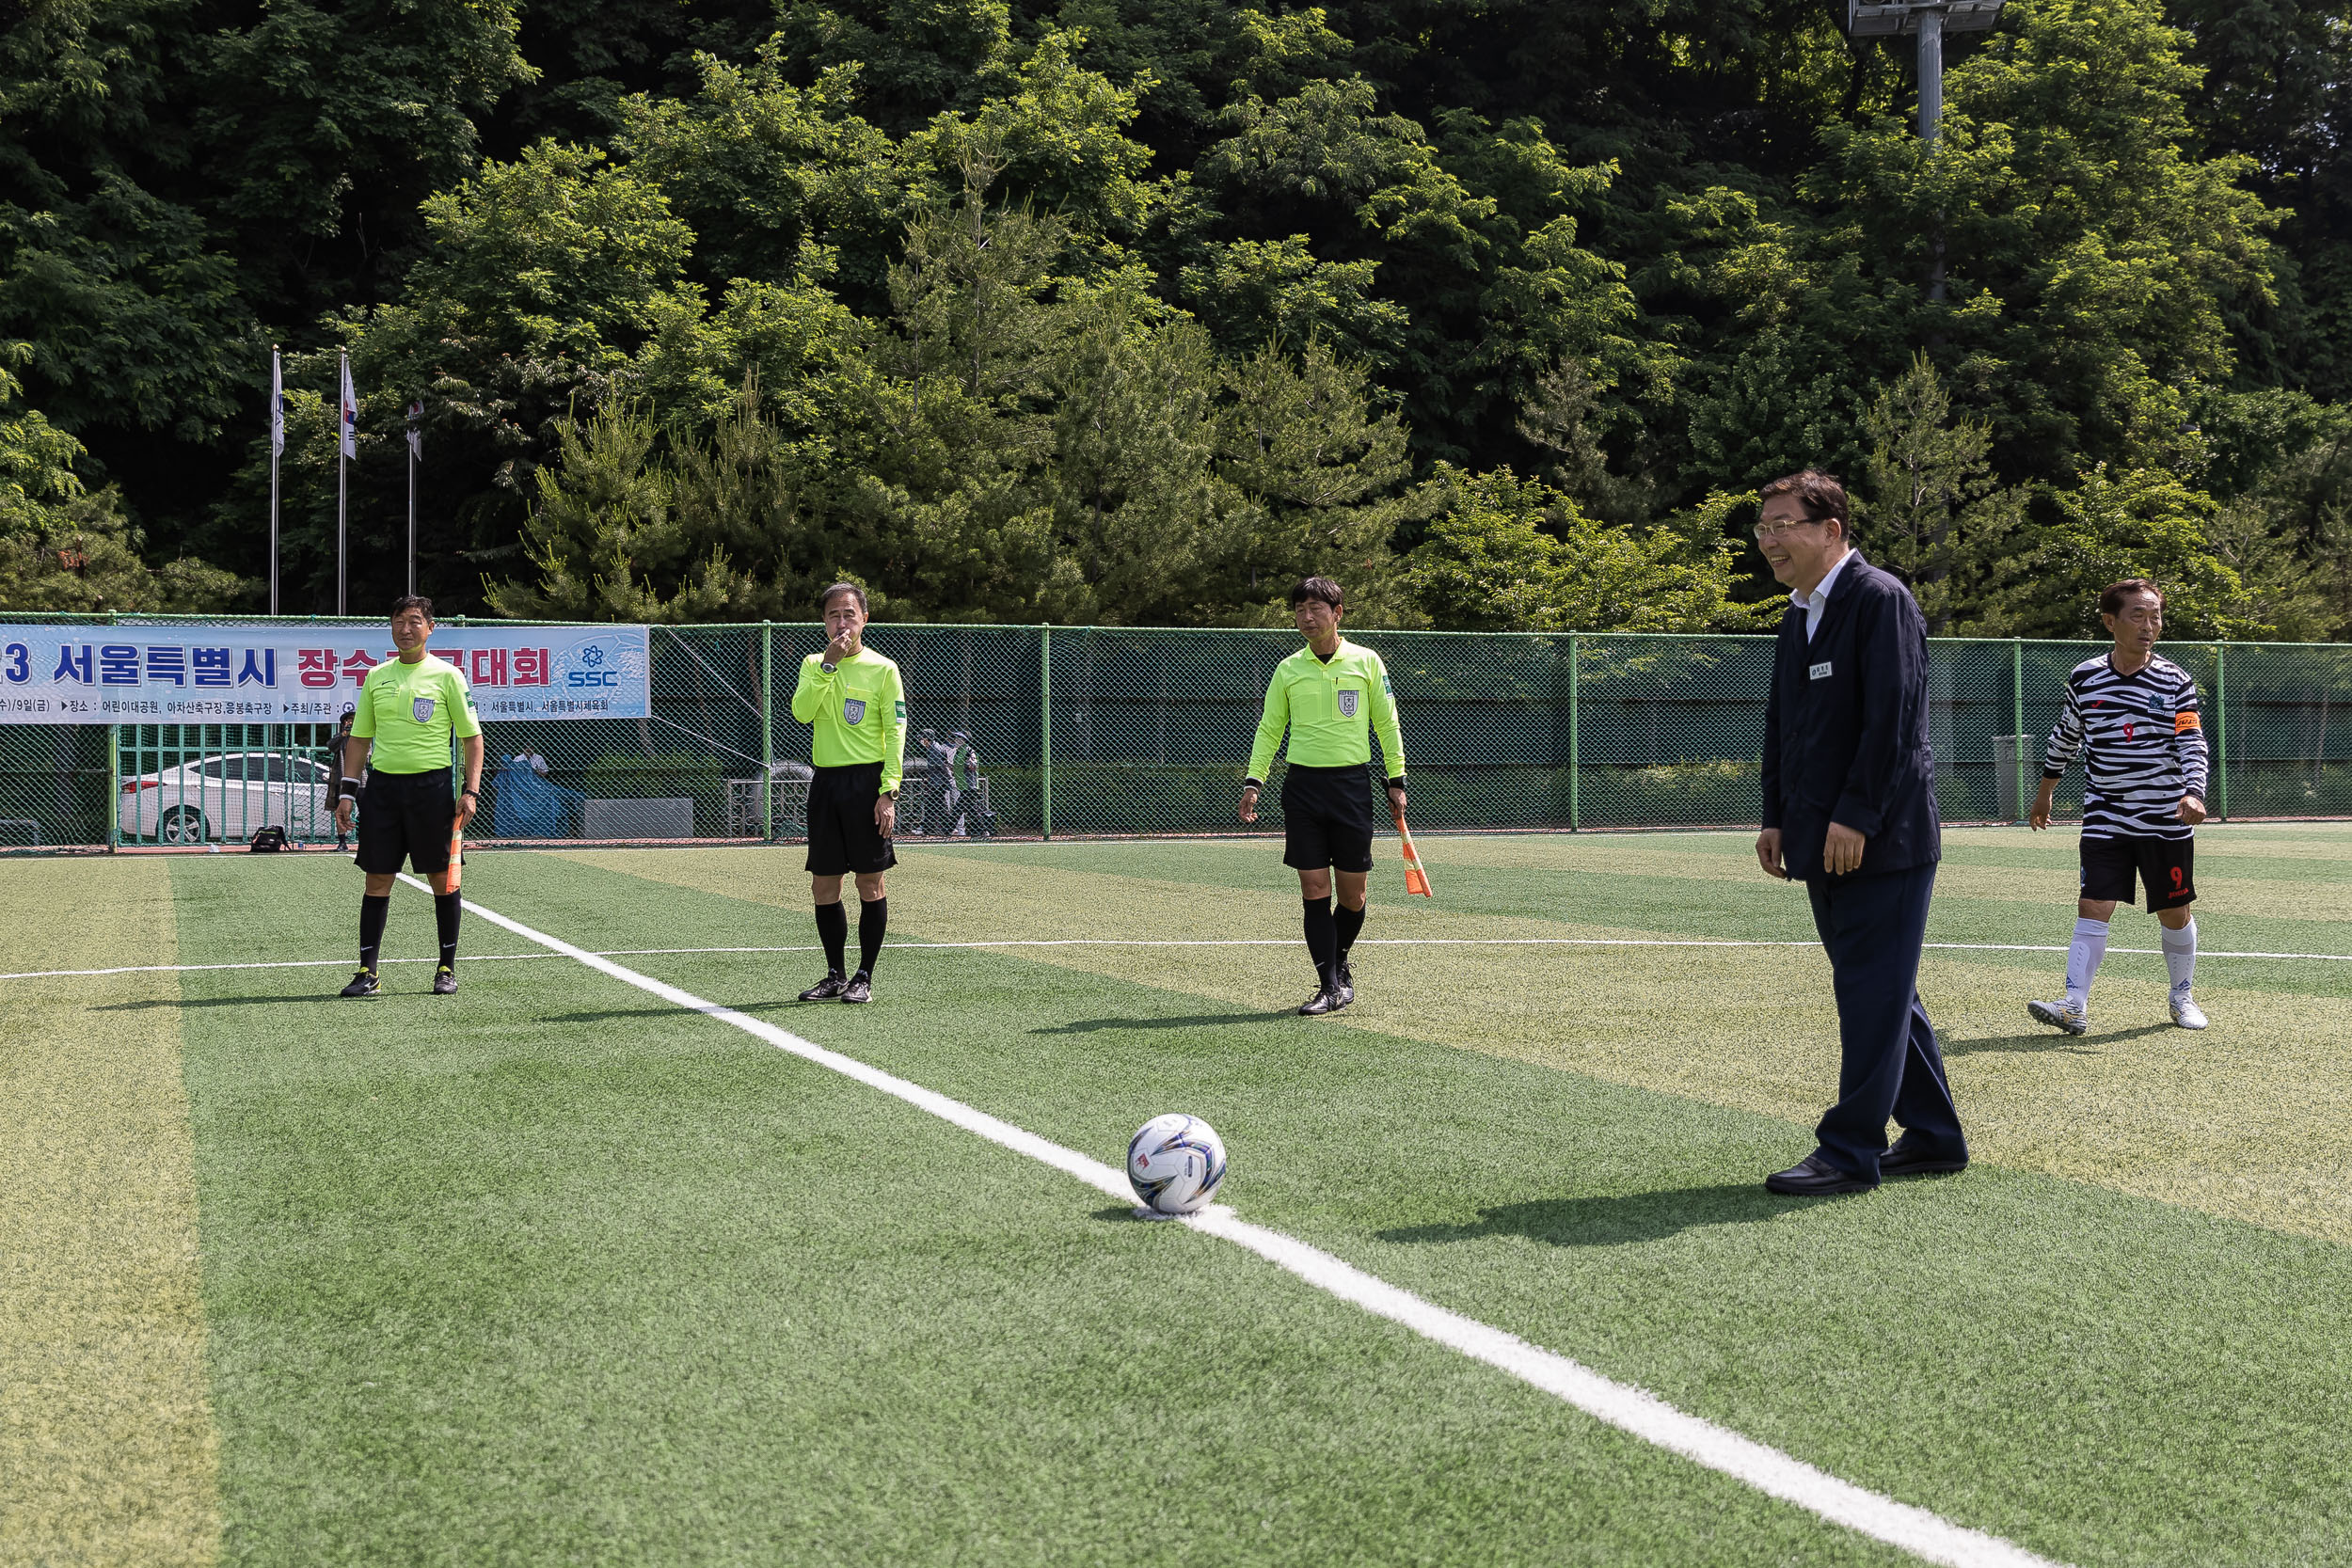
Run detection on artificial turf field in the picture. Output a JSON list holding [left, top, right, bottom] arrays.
[[4, 826, 2351, 1568]]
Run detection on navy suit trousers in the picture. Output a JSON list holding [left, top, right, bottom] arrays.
[[1804, 861, 1966, 1180]]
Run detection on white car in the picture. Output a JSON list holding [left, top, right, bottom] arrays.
[[120, 752, 334, 844]]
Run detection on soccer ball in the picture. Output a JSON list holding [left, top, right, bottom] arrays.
[[1126, 1114, 1227, 1215]]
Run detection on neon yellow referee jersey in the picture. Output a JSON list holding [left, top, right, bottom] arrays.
[[1247, 639, 1406, 784], [789, 646, 907, 793], [350, 653, 481, 774]]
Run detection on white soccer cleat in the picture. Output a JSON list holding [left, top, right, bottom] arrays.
[[2170, 990, 2208, 1030], [2026, 998, 2090, 1036]]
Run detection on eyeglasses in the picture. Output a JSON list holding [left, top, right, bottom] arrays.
[[1753, 519, 1828, 540]]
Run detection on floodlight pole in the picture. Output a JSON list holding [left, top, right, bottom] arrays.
[[1919, 8, 1947, 301], [1916, 8, 1944, 142]]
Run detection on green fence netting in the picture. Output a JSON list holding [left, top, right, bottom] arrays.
[[4, 616, 2348, 848]]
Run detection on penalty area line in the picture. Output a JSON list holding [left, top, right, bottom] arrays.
[[403, 871, 2067, 1568]]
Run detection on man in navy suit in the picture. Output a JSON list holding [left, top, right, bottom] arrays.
[[1754, 470, 1968, 1195]]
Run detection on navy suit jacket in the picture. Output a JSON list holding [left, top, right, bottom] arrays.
[[1760, 553, 1942, 882]]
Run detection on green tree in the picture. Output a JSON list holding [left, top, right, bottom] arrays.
[[1406, 465, 1770, 633], [1856, 353, 2028, 633]]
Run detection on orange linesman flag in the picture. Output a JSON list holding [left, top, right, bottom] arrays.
[[1393, 808, 1434, 898], [447, 815, 465, 892]]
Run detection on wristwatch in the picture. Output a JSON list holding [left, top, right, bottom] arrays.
[[881, 789, 898, 800], [819, 661, 838, 674]]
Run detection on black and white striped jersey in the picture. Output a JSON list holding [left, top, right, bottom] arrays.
[[2042, 655, 2209, 840]]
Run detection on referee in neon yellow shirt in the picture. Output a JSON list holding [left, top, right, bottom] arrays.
[[789, 582, 906, 1005], [332, 595, 485, 996], [1241, 577, 1407, 1015]]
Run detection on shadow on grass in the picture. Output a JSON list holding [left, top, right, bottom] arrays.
[[97, 993, 340, 1011], [534, 1006, 701, 1024], [1377, 1182, 1807, 1248], [1034, 1012, 1284, 1035], [1945, 1022, 2171, 1055]]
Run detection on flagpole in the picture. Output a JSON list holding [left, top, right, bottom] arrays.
[[405, 402, 418, 597], [336, 349, 349, 616], [268, 345, 281, 616]]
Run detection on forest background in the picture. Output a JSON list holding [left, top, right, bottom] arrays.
[[4, 0, 2349, 639]]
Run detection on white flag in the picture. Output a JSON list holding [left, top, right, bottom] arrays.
[[338, 352, 358, 458], [406, 400, 423, 461], [270, 348, 285, 455]]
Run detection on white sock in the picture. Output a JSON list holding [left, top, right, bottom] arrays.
[[2066, 917, 2109, 1009], [2163, 919, 2197, 993]]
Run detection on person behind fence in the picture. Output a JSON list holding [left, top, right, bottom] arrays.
[[790, 581, 905, 1005], [1753, 469, 1967, 1196], [1240, 576, 1407, 1017], [334, 595, 485, 997], [2026, 579, 2210, 1035]]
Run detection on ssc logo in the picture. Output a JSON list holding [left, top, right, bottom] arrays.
[[1337, 689, 1359, 718], [843, 698, 866, 725], [412, 697, 436, 722]]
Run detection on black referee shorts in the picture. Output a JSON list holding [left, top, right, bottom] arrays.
[[1281, 764, 1377, 873], [355, 768, 457, 876], [805, 762, 898, 877], [2081, 834, 2196, 911]]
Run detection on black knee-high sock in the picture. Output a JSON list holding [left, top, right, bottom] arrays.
[[1334, 901, 1366, 961], [858, 897, 887, 974], [358, 893, 389, 971], [1302, 897, 1337, 986], [815, 901, 849, 974], [435, 891, 461, 967]]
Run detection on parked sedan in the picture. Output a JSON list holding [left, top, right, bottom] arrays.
[[121, 752, 334, 844]]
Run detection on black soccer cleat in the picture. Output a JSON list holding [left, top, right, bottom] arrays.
[[340, 968, 380, 998], [432, 965, 457, 995], [1335, 959, 1355, 1007], [1298, 987, 1344, 1016], [798, 972, 850, 1002], [842, 971, 873, 1004]]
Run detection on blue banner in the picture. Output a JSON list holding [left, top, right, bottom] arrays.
[[0, 624, 652, 723]]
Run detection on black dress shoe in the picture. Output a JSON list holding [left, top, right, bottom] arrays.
[[1764, 1153, 1876, 1196], [1880, 1135, 1968, 1178]]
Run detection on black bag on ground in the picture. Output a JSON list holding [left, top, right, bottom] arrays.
[[247, 825, 288, 853]]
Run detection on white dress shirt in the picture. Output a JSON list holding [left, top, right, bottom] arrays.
[[1790, 548, 1857, 642]]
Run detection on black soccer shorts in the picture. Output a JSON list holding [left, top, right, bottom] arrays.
[[355, 768, 457, 876], [1280, 764, 1378, 873], [805, 762, 898, 877], [2080, 833, 2196, 911]]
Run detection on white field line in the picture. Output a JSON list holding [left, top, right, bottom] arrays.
[[10, 934, 2351, 984], [400, 871, 2063, 1568]]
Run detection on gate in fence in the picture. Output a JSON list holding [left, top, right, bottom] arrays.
[[3, 617, 2347, 849]]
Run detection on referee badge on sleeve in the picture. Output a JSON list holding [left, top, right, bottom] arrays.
[[413, 697, 436, 721], [843, 698, 866, 725], [1337, 689, 1359, 718]]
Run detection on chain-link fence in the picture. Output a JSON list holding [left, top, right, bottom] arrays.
[[4, 614, 2348, 849]]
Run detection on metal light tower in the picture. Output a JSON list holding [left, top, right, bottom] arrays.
[[1848, 1, 2007, 144], [1851, 2, 2005, 299]]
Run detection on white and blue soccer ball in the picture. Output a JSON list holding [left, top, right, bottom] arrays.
[[1126, 1114, 1227, 1215]]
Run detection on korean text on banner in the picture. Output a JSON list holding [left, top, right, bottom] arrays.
[[0, 626, 653, 724]]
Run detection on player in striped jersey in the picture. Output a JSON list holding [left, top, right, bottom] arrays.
[[2026, 579, 2210, 1034]]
